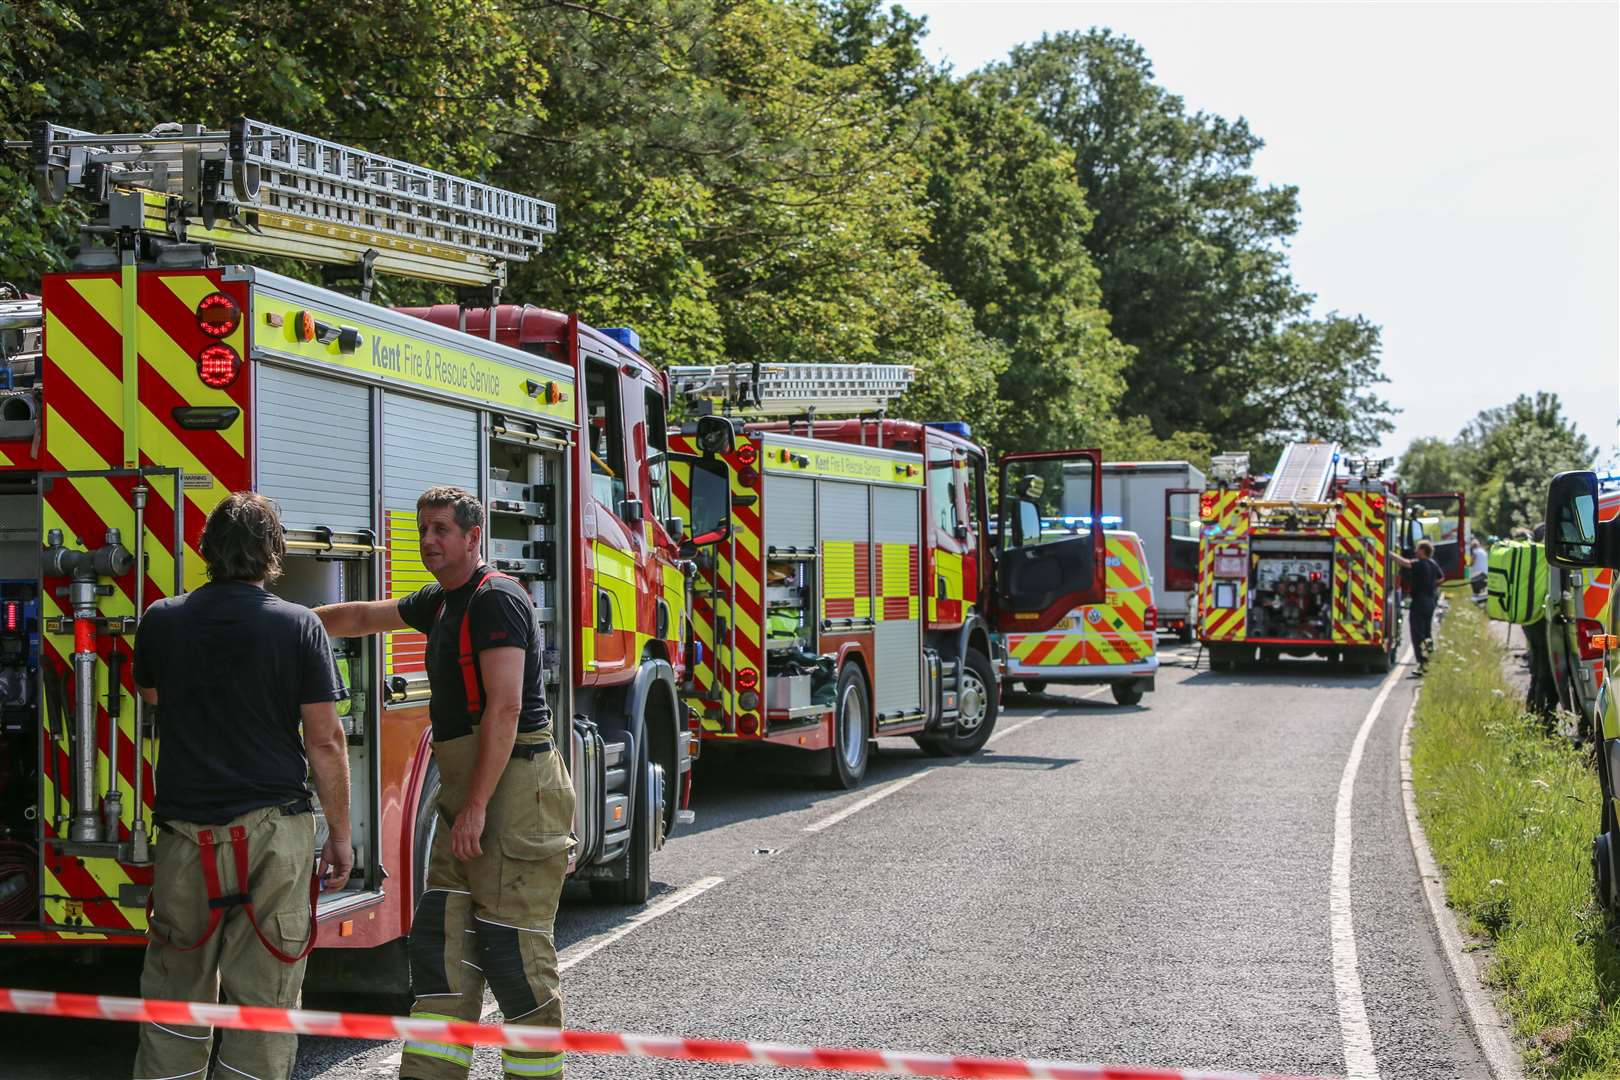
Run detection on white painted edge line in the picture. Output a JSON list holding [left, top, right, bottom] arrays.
[[803, 689, 1104, 835], [471, 875, 727, 1024], [803, 773, 927, 833], [1400, 688, 1526, 1078], [1331, 646, 1409, 1080], [557, 876, 725, 974]]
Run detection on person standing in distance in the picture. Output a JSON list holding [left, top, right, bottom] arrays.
[[1468, 536, 1489, 603], [132, 491, 352, 1080], [1395, 538, 1445, 674], [314, 486, 573, 1080]]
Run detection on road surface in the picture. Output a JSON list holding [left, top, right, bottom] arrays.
[[0, 639, 1488, 1079]]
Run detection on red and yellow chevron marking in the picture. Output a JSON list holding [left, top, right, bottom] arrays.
[[1197, 489, 1248, 642], [1007, 535, 1155, 666], [1330, 491, 1388, 645], [667, 436, 764, 739], [876, 543, 919, 622], [16, 269, 251, 939]]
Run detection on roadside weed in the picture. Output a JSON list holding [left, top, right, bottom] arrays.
[[1410, 602, 1620, 1077]]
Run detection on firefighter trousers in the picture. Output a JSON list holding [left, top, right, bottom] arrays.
[[401, 730, 575, 1080], [133, 804, 316, 1080]]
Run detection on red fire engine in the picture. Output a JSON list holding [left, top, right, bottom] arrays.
[[0, 118, 690, 988], [665, 363, 1108, 786]]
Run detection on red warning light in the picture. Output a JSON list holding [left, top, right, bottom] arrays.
[[2, 601, 18, 633], [195, 292, 240, 338], [196, 344, 242, 389]]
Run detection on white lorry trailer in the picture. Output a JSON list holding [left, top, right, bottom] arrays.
[[1064, 461, 1205, 642]]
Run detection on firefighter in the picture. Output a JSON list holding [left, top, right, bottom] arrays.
[[132, 491, 353, 1080], [314, 486, 572, 1080], [1394, 539, 1445, 674]]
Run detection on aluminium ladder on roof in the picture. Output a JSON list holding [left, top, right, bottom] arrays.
[[1263, 441, 1341, 503], [666, 362, 915, 417], [16, 118, 556, 287]]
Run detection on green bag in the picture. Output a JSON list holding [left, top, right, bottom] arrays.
[[1486, 539, 1547, 625]]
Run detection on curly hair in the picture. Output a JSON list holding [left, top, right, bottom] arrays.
[[200, 491, 286, 583]]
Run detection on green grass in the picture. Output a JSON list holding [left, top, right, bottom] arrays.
[[1411, 601, 1620, 1076]]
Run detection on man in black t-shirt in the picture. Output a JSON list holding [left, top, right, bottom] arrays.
[[132, 491, 351, 1080], [1395, 539, 1445, 673], [316, 485, 573, 1080]]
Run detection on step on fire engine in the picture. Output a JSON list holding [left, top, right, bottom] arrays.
[[1196, 443, 1463, 672], [666, 363, 1109, 787], [0, 118, 690, 981]]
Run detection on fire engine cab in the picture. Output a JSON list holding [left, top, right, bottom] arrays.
[[0, 118, 688, 982], [666, 363, 1108, 787]]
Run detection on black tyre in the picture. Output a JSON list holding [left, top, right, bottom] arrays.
[[1022, 680, 1048, 695], [1111, 681, 1145, 707], [591, 748, 658, 905], [412, 758, 442, 902], [1175, 624, 1194, 644], [819, 665, 871, 789], [1363, 646, 1393, 675], [915, 649, 999, 757]]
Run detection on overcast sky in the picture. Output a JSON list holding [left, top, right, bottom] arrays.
[[901, 1, 1620, 467]]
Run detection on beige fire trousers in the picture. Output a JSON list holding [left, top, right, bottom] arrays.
[[132, 803, 316, 1080], [400, 730, 574, 1080]]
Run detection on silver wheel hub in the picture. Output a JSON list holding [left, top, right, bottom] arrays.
[[841, 683, 865, 770], [958, 669, 988, 734]]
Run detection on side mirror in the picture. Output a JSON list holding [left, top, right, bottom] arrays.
[[664, 516, 685, 544], [619, 496, 643, 525], [1546, 470, 1614, 568], [953, 523, 970, 542], [696, 415, 735, 456]]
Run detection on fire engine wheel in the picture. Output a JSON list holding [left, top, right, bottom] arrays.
[[1175, 625, 1194, 644], [915, 648, 999, 758], [819, 665, 871, 790], [591, 747, 659, 905], [1362, 646, 1394, 675], [412, 758, 442, 904]]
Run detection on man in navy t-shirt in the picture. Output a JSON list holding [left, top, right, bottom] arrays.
[[1395, 539, 1445, 672]]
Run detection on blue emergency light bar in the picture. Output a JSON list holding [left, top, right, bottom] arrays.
[[1040, 514, 1124, 530], [600, 327, 642, 353], [926, 421, 973, 439]]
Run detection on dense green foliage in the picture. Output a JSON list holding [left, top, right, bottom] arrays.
[[1398, 393, 1596, 536], [0, 0, 1395, 461]]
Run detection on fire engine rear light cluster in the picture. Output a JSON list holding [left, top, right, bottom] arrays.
[[2, 600, 19, 633], [196, 344, 242, 389], [194, 292, 240, 338]]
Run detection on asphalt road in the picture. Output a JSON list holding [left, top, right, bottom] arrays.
[[0, 637, 1489, 1079]]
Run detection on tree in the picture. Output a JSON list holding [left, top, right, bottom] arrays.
[[985, 30, 1393, 454], [1397, 436, 1471, 494], [911, 74, 1129, 453], [1399, 393, 1595, 538]]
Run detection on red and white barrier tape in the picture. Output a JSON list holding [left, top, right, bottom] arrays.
[[0, 988, 1334, 1080]]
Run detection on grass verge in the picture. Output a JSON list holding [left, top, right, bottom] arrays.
[[1410, 600, 1620, 1076]]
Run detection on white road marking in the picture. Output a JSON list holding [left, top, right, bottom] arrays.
[[469, 876, 726, 1024], [806, 690, 1107, 834], [1331, 647, 1410, 1080], [802, 774, 927, 833], [557, 875, 725, 974]]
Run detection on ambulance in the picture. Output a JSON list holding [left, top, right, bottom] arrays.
[[1004, 524, 1159, 705]]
